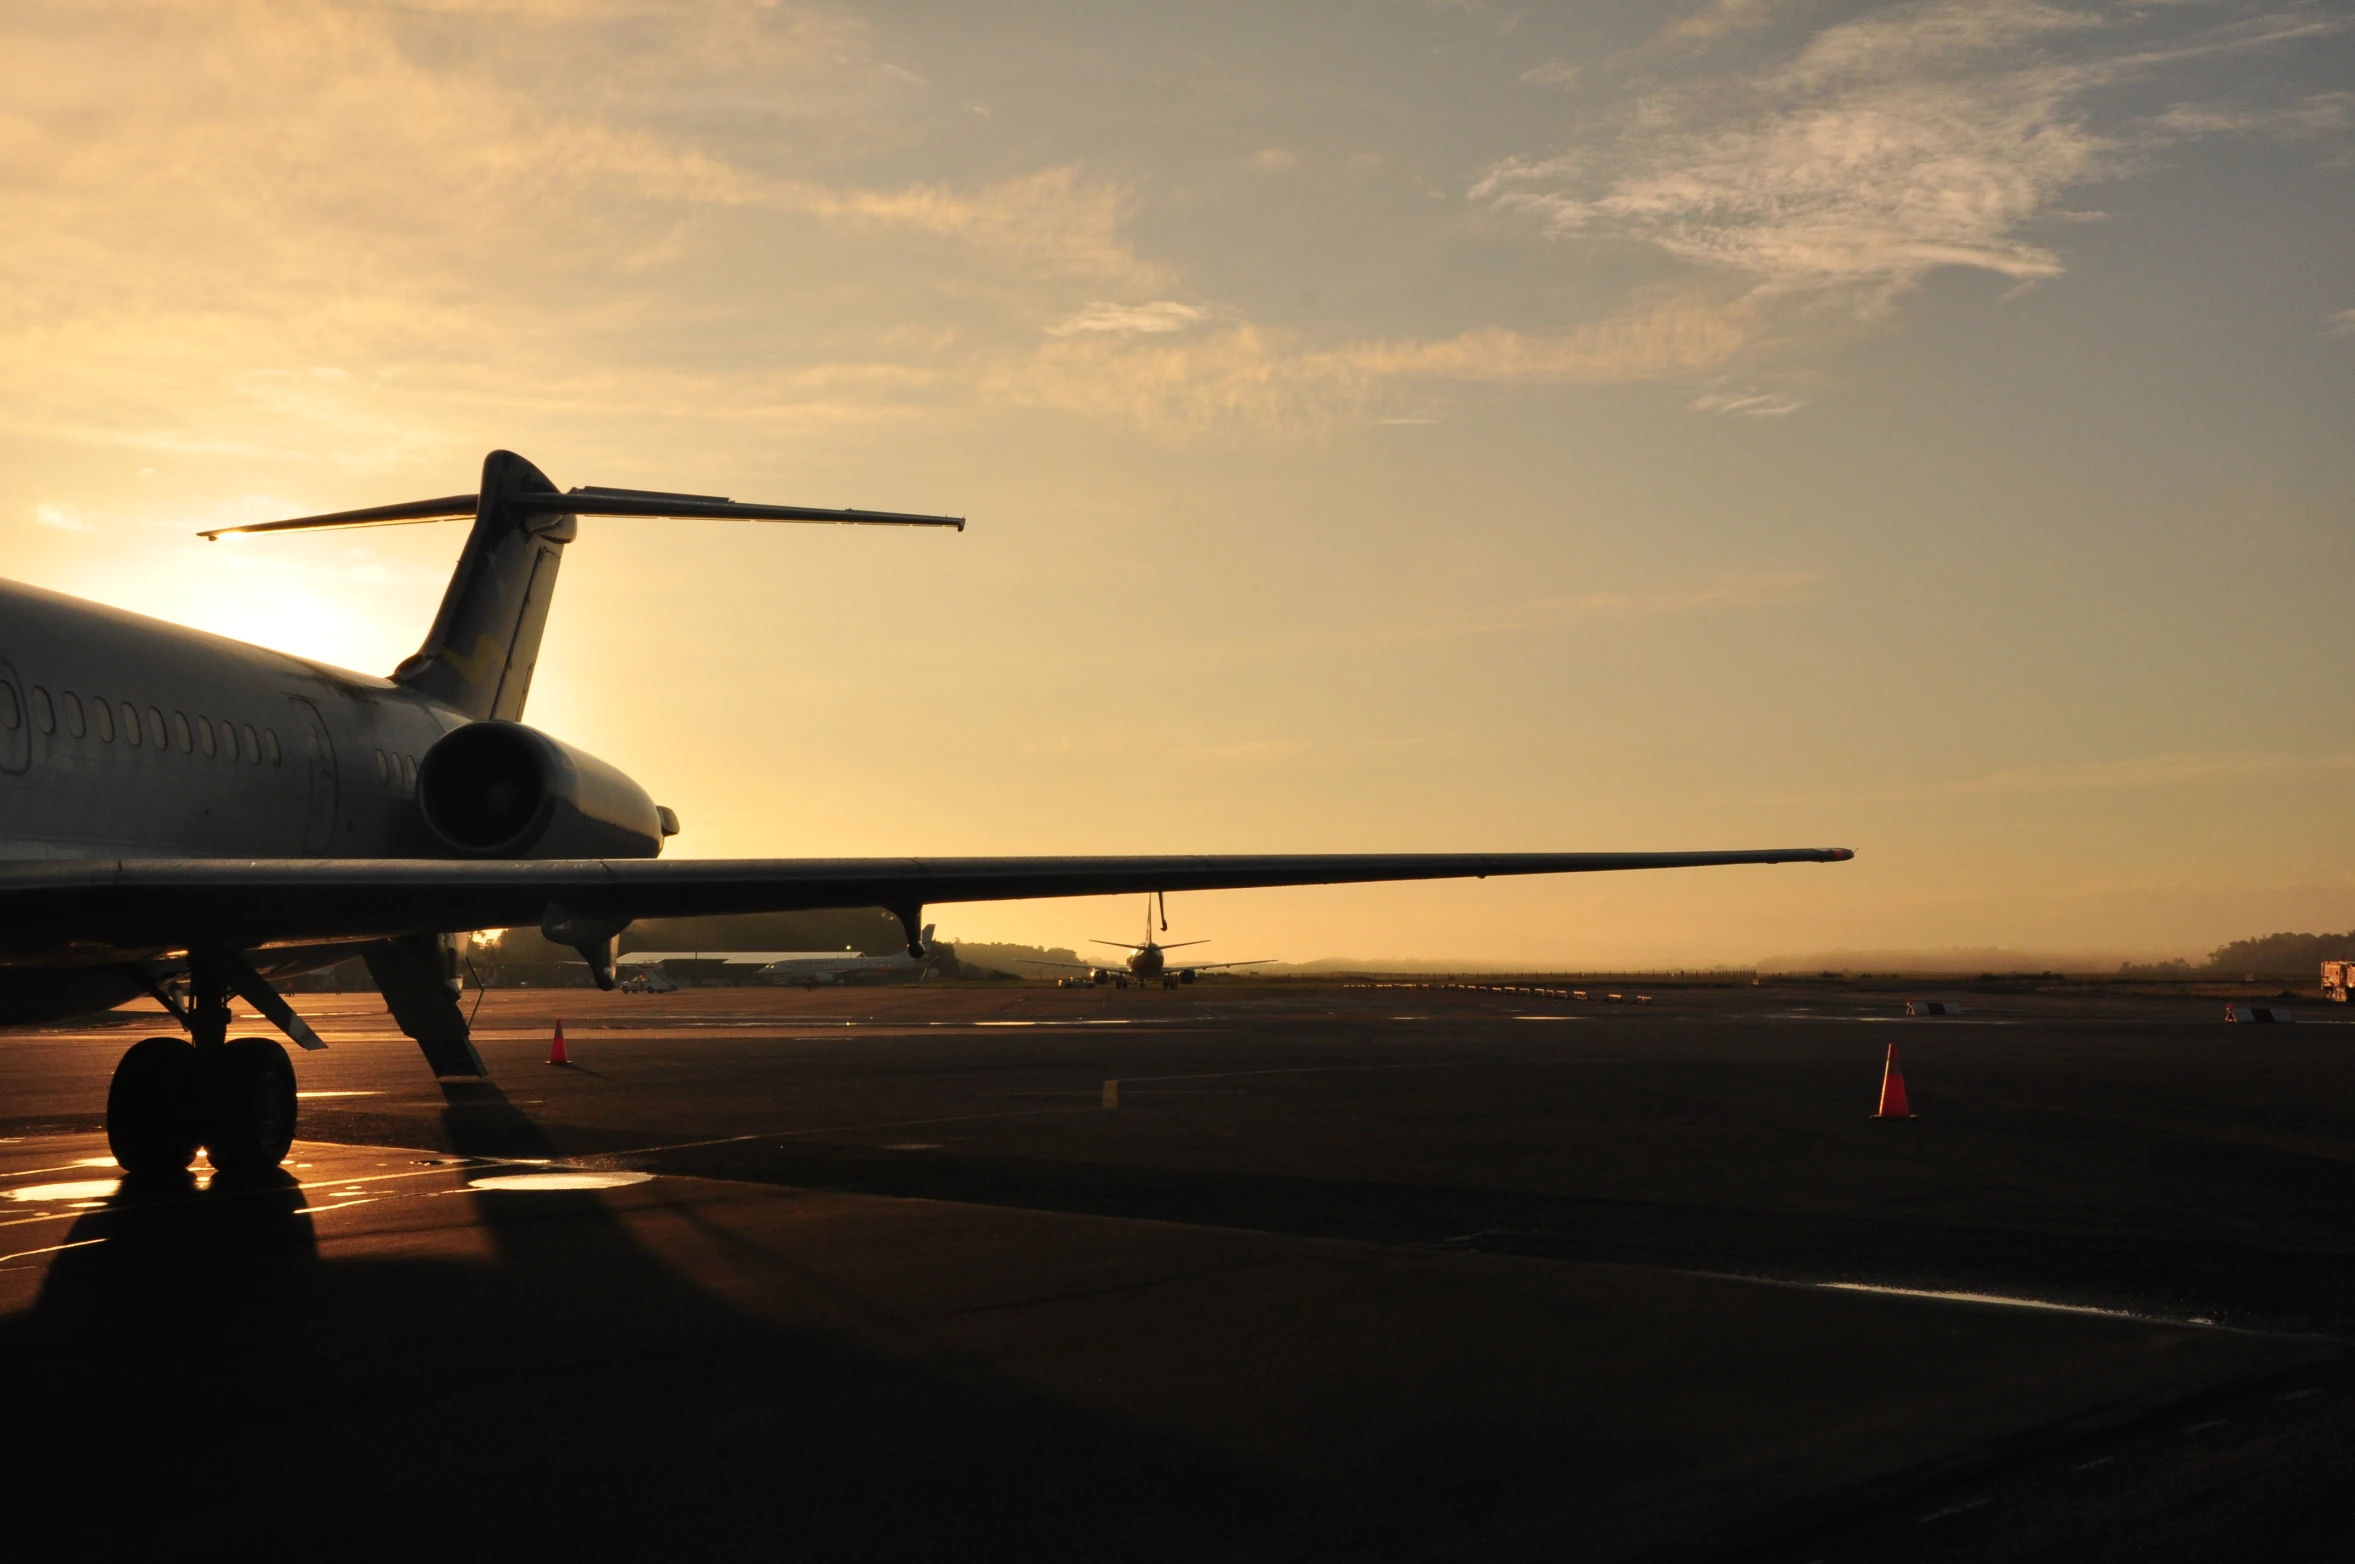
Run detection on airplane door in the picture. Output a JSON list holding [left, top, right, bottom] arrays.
[[0, 658, 28, 774], [285, 696, 337, 854]]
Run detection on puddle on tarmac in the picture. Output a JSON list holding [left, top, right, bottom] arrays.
[[10, 1179, 123, 1202], [465, 1171, 655, 1192]]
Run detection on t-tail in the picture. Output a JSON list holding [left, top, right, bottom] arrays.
[[198, 448, 965, 722]]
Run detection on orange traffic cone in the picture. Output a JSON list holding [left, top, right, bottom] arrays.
[[547, 1020, 570, 1066], [1873, 1042, 1914, 1119]]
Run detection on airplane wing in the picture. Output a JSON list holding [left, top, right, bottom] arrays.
[[0, 849, 1851, 963]]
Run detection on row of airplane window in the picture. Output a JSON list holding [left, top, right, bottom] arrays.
[[0, 682, 282, 766]]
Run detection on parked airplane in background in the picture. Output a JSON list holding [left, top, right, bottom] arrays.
[[619, 926, 939, 987], [1027, 896, 1270, 988], [0, 448, 1852, 1178]]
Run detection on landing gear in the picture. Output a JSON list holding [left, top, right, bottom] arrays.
[[201, 1037, 297, 1174], [107, 951, 303, 1175], [106, 1036, 199, 1175], [106, 1034, 297, 1175]]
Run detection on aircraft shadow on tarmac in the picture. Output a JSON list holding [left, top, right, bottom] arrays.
[[0, 1085, 1299, 1564]]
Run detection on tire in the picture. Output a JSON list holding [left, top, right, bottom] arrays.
[[107, 1036, 200, 1175], [200, 1037, 298, 1174]]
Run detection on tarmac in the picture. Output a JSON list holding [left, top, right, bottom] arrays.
[[2, 980, 2349, 1560]]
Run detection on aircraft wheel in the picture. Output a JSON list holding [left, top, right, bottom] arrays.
[[107, 1036, 200, 1175], [200, 1037, 298, 1174]]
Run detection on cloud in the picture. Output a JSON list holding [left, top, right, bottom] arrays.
[[0, 1, 1159, 465], [1663, 0, 1786, 45], [2326, 308, 2355, 338], [1691, 387, 1806, 416], [1519, 59, 1580, 90], [1002, 293, 1757, 443], [1478, 1, 2350, 308], [33, 503, 91, 533], [1047, 302, 1213, 337]]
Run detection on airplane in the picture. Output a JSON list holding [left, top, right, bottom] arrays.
[[617, 926, 939, 987], [0, 448, 1853, 1179], [1026, 895, 1270, 987]]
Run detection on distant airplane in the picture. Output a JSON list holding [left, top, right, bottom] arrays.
[[621, 925, 938, 986], [0, 447, 1852, 1177], [1026, 896, 1270, 988]]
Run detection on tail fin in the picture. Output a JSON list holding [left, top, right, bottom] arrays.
[[392, 450, 573, 721], [196, 447, 966, 722]]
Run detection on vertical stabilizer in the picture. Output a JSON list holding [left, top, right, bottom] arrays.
[[392, 451, 577, 720]]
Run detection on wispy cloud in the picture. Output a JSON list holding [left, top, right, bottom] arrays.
[[1479, 1, 2350, 310], [1047, 302, 1213, 337], [1005, 294, 1757, 443], [1518, 59, 1580, 90], [33, 503, 91, 533], [1662, 0, 1787, 45], [1691, 386, 1806, 416], [2326, 308, 2355, 337]]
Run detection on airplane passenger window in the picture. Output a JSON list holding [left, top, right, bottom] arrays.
[[402, 754, 416, 789], [220, 720, 237, 761], [146, 708, 167, 749], [121, 702, 140, 746], [93, 699, 114, 743], [198, 716, 216, 757], [373, 749, 388, 784], [242, 724, 260, 763], [31, 686, 54, 734], [62, 692, 85, 739], [0, 683, 18, 730], [172, 712, 192, 753], [264, 728, 282, 766]]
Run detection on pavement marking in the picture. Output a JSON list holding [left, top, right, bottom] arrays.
[[2276, 1387, 2323, 1401], [296, 1090, 381, 1099], [615, 1103, 1104, 1160], [2074, 1456, 2115, 1471], [1821, 1282, 2143, 1321], [0, 1236, 108, 1267], [1119, 1061, 1467, 1086], [2182, 1419, 2229, 1434], [1918, 1497, 1992, 1523]]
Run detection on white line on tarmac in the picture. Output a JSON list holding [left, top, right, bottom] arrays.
[[0, 1237, 107, 1267]]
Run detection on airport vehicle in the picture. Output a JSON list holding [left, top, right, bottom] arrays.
[[0, 449, 1852, 1176], [1026, 895, 1270, 987]]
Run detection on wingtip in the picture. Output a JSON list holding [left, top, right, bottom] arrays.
[[1829, 847, 1855, 861]]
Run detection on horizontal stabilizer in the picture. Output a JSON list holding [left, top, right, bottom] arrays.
[[200, 487, 964, 540]]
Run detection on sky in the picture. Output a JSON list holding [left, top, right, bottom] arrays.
[[4, 0, 2352, 967]]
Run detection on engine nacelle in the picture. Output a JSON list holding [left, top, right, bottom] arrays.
[[1178, 969, 1196, 985], [417, 721, 667, 859]]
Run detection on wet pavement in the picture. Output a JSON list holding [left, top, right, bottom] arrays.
[[1, 981, 2347, 1560]]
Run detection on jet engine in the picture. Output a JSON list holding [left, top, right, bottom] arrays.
[[1178, 969, 1197, 985], [417, 721, 668, 858]]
